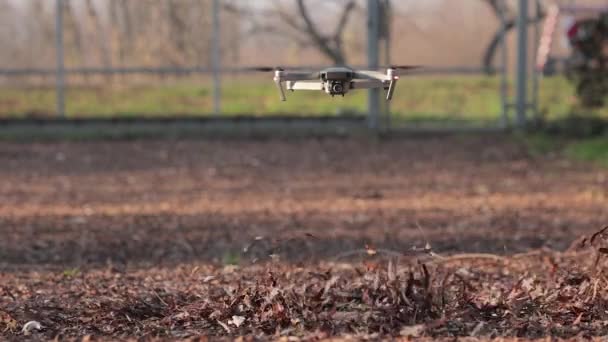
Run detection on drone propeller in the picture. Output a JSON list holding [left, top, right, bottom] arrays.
[[382, 65, 422, 70], [245, 66, 284, 72]]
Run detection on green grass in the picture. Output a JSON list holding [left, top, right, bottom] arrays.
[[221, 251, 241, 266], [62, 268, 80, 278], [565, 138, 608, 167], [4, 74, 608, 139], [520, 133, 608, 167], [3, 75, 599, 121], [518, 133, 563, 157]]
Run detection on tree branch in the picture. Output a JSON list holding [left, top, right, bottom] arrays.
[[334, 1, 356, 40], [275, 4, 308, 34], [246, 24, 311, 47], [482, 0, 546, 73], [296, 0, 344, 64], [230, 0, 357, 65]]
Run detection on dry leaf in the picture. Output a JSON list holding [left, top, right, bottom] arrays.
[[0, 311, 17, 333], [365, 244, 377, 256], [22, 321, 42, 335], [230, 315, 246, 327], [387, 259, 396, 282], [217, 320, 231, 333], [203, 275, 216, 283], [400, 324, 425, 337], [470, 322, 484, 336]]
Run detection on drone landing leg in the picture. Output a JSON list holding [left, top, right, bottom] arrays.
[[275, 80, 286, 101], [386, 79, 398, 101]]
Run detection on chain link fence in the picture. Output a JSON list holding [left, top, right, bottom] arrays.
[[0, 0, 564, 132]]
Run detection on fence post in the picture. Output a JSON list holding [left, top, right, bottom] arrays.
[[516, 0, 529, 128], [367, 0, 380, 130], [212, 0, 221, 115], [55, 0, 65, 118], [531, 0, 542, 120], [380, 0, 391, 130], [497, 2, 509, 128]]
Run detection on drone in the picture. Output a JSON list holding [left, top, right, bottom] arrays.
[[249, 65, 421, 101]]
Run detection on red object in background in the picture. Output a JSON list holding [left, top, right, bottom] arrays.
[[567, 22, 579, 41]]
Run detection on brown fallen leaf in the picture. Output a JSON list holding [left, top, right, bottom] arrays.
[[0, 311, 17, 333], [400, 324, 425, 338], [229, 315, 246, 328], [217, 320, 231, 334]]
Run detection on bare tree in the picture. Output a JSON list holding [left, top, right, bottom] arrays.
[[0, 0, 229, 73], [229, 0, 359, 65], [21, 0, 55, 68], [295, 0, 356, 65], [166, 2, 189, 65], [62, 0, 84, 65], [0, 0, 15, 65], [482, 0, 545, 73], [83, 0, 111, 68]]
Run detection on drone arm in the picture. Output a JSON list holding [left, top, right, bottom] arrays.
[[353, 70, 391, 81], [349, 80, 386, 89], [280, 71, 320, 81], [390, 68, 418, 77], [287, 81, 324, 90]]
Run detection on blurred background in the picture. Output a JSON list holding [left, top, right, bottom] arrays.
[[1, 0, 607, 131]]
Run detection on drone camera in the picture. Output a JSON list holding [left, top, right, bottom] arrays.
[[325, 80, 348, 96], [330, 81, 344, 94]]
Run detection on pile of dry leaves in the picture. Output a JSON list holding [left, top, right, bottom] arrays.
[[2, 227, 608, 340]]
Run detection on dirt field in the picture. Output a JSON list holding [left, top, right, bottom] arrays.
[[1, 135, 608, 340]]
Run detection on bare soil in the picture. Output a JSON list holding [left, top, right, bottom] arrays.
[[1, 135, 608, 340]]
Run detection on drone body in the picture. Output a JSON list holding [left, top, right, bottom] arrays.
[[252, 65, 419, 101]]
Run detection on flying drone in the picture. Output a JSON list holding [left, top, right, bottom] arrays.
[[249, 65, 421, 101]]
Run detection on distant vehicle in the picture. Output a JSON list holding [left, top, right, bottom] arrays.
[[248, 65, 421, 101]]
